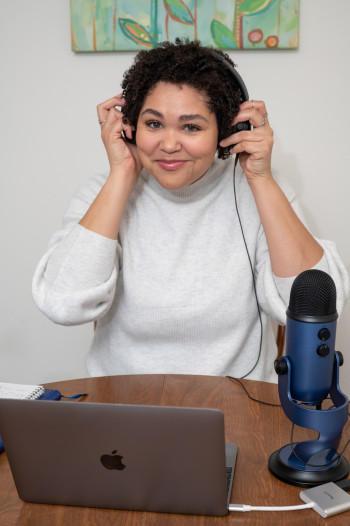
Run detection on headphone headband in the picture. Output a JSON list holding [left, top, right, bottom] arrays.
[[209, 49, 249, 103], [210, 49, 250, 136]]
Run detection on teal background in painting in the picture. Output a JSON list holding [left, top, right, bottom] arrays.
[[242, 0, 298, 48], [115, 1, 157, 50], [70, 0, 299, 52]]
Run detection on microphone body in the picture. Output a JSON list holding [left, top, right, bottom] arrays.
[[285, 315, 336, 404], [269, 269, 349, 487], [284, 268, 338, 405]]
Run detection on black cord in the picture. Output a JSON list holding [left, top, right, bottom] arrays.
[[336, 478, 350, 492], [232, 155, 263, 379], [227, 376, 281, 407]]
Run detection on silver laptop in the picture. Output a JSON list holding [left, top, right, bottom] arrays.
[[0, 399, 237, 516]]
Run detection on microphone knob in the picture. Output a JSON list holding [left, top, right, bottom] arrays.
[[336, 350, 344, 366], [274, 357, 288, 375], [318, 328, 331, 341], [317, 344, 330, 357]]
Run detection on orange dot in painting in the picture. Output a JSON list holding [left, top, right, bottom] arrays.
[[264, 35, 279, 48], [248, 29, 263, 45]]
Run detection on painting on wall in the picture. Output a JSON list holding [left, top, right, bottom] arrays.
[[70, 0, 299, 52]]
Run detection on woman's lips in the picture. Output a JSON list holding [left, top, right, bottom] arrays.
[[157, 160, 187, 171]]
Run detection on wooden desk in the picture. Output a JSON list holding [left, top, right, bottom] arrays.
[[1, 374, 349, 525]]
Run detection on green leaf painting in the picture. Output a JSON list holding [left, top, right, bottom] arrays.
[[163, 0, 195, 25], [210, 20, 238, 50], [70, 0, 299, 52], [118, 19, 154, 47], [238, 0, 273, 15]]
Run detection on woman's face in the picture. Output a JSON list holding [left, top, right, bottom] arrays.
[[136, 82, 219, 189]]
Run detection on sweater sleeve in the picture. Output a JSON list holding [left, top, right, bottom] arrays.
[[254, 177, 349, 325], [32, 174, 120, 325]]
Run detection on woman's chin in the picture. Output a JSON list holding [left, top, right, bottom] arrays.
[[152, 175, 189, 190]]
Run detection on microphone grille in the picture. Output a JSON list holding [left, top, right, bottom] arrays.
[[288, 269, 337, 316]]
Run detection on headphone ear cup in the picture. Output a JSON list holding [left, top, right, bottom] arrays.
[[220, 120, 251, 156], [124, 129, 137, 145], [232, 121, 251, 133]]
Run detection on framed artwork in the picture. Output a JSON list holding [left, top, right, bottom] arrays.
[[70, 0, 299, 52]]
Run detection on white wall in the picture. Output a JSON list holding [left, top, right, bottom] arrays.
[[1, 1, 349, 388]]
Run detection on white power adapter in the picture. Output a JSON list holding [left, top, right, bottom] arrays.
[[300, 482, 350, 518], [228, 480, 350, 517]]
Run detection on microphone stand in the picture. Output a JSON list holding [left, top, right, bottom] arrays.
[[269, 352, 349, 487]]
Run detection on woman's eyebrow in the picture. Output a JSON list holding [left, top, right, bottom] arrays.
[[141, 108, 209, 123], [179, 114, 209, 123], [141, 108, 163, 118]]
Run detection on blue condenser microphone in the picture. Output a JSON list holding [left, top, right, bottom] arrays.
[[269, 269, 349, 487]]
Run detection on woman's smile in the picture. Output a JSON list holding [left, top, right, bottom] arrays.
[[157, 159, 188, 171]]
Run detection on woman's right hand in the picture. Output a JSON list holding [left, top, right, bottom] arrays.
[[97, 94, 143, 179], [79, 96, 142, 239]]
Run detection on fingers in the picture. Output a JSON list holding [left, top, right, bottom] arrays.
[[96, 94, 135, 139], [220, 100, 272, 150], [220, 100, 273, 179], [96, 93, 125, 125], [240, 99, 267, 113], [95, 94, 140, 173], [231, 135, 274, 159], [219, 125, 272, 151], [232, 100, 270, 130]]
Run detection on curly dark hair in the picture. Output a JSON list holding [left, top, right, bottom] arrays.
[[121, 39, 243, 159]]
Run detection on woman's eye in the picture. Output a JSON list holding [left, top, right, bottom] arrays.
[[183, 124, 201, 132], [146, 121, 162, 129]]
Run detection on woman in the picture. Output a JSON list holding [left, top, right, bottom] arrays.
[[32, 40, 348, 382]]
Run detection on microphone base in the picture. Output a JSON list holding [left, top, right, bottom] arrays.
[[268, 445, 349, 488]]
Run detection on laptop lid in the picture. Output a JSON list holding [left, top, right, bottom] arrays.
[[0, 399, 236, 516]]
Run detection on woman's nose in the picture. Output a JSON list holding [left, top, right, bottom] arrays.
[[160, 131, 181, 153]]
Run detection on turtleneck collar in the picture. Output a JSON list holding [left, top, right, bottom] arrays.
[[140, 156, 234, 203]]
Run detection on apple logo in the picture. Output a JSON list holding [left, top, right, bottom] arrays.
[[100, 450, 126, 470]]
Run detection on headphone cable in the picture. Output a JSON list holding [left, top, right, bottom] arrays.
[[232, 154, 263, 379]]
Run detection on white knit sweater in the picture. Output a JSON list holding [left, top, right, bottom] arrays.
[[32, 158, 349, 382]]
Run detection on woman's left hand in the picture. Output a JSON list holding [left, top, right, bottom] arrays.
[[219, 100, 274, 183], [220, 100, 324, 277]]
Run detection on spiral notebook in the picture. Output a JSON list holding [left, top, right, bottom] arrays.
[[0, 382, 46, 400]]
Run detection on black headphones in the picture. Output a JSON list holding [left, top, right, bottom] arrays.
[[209, 49, 251, 144], [210, 50, 250, 105]]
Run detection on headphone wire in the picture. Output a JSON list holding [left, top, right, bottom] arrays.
[[232, 154, 263, 379]]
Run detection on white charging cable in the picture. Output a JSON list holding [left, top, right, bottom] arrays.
[[229, 502, 314, 512]]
